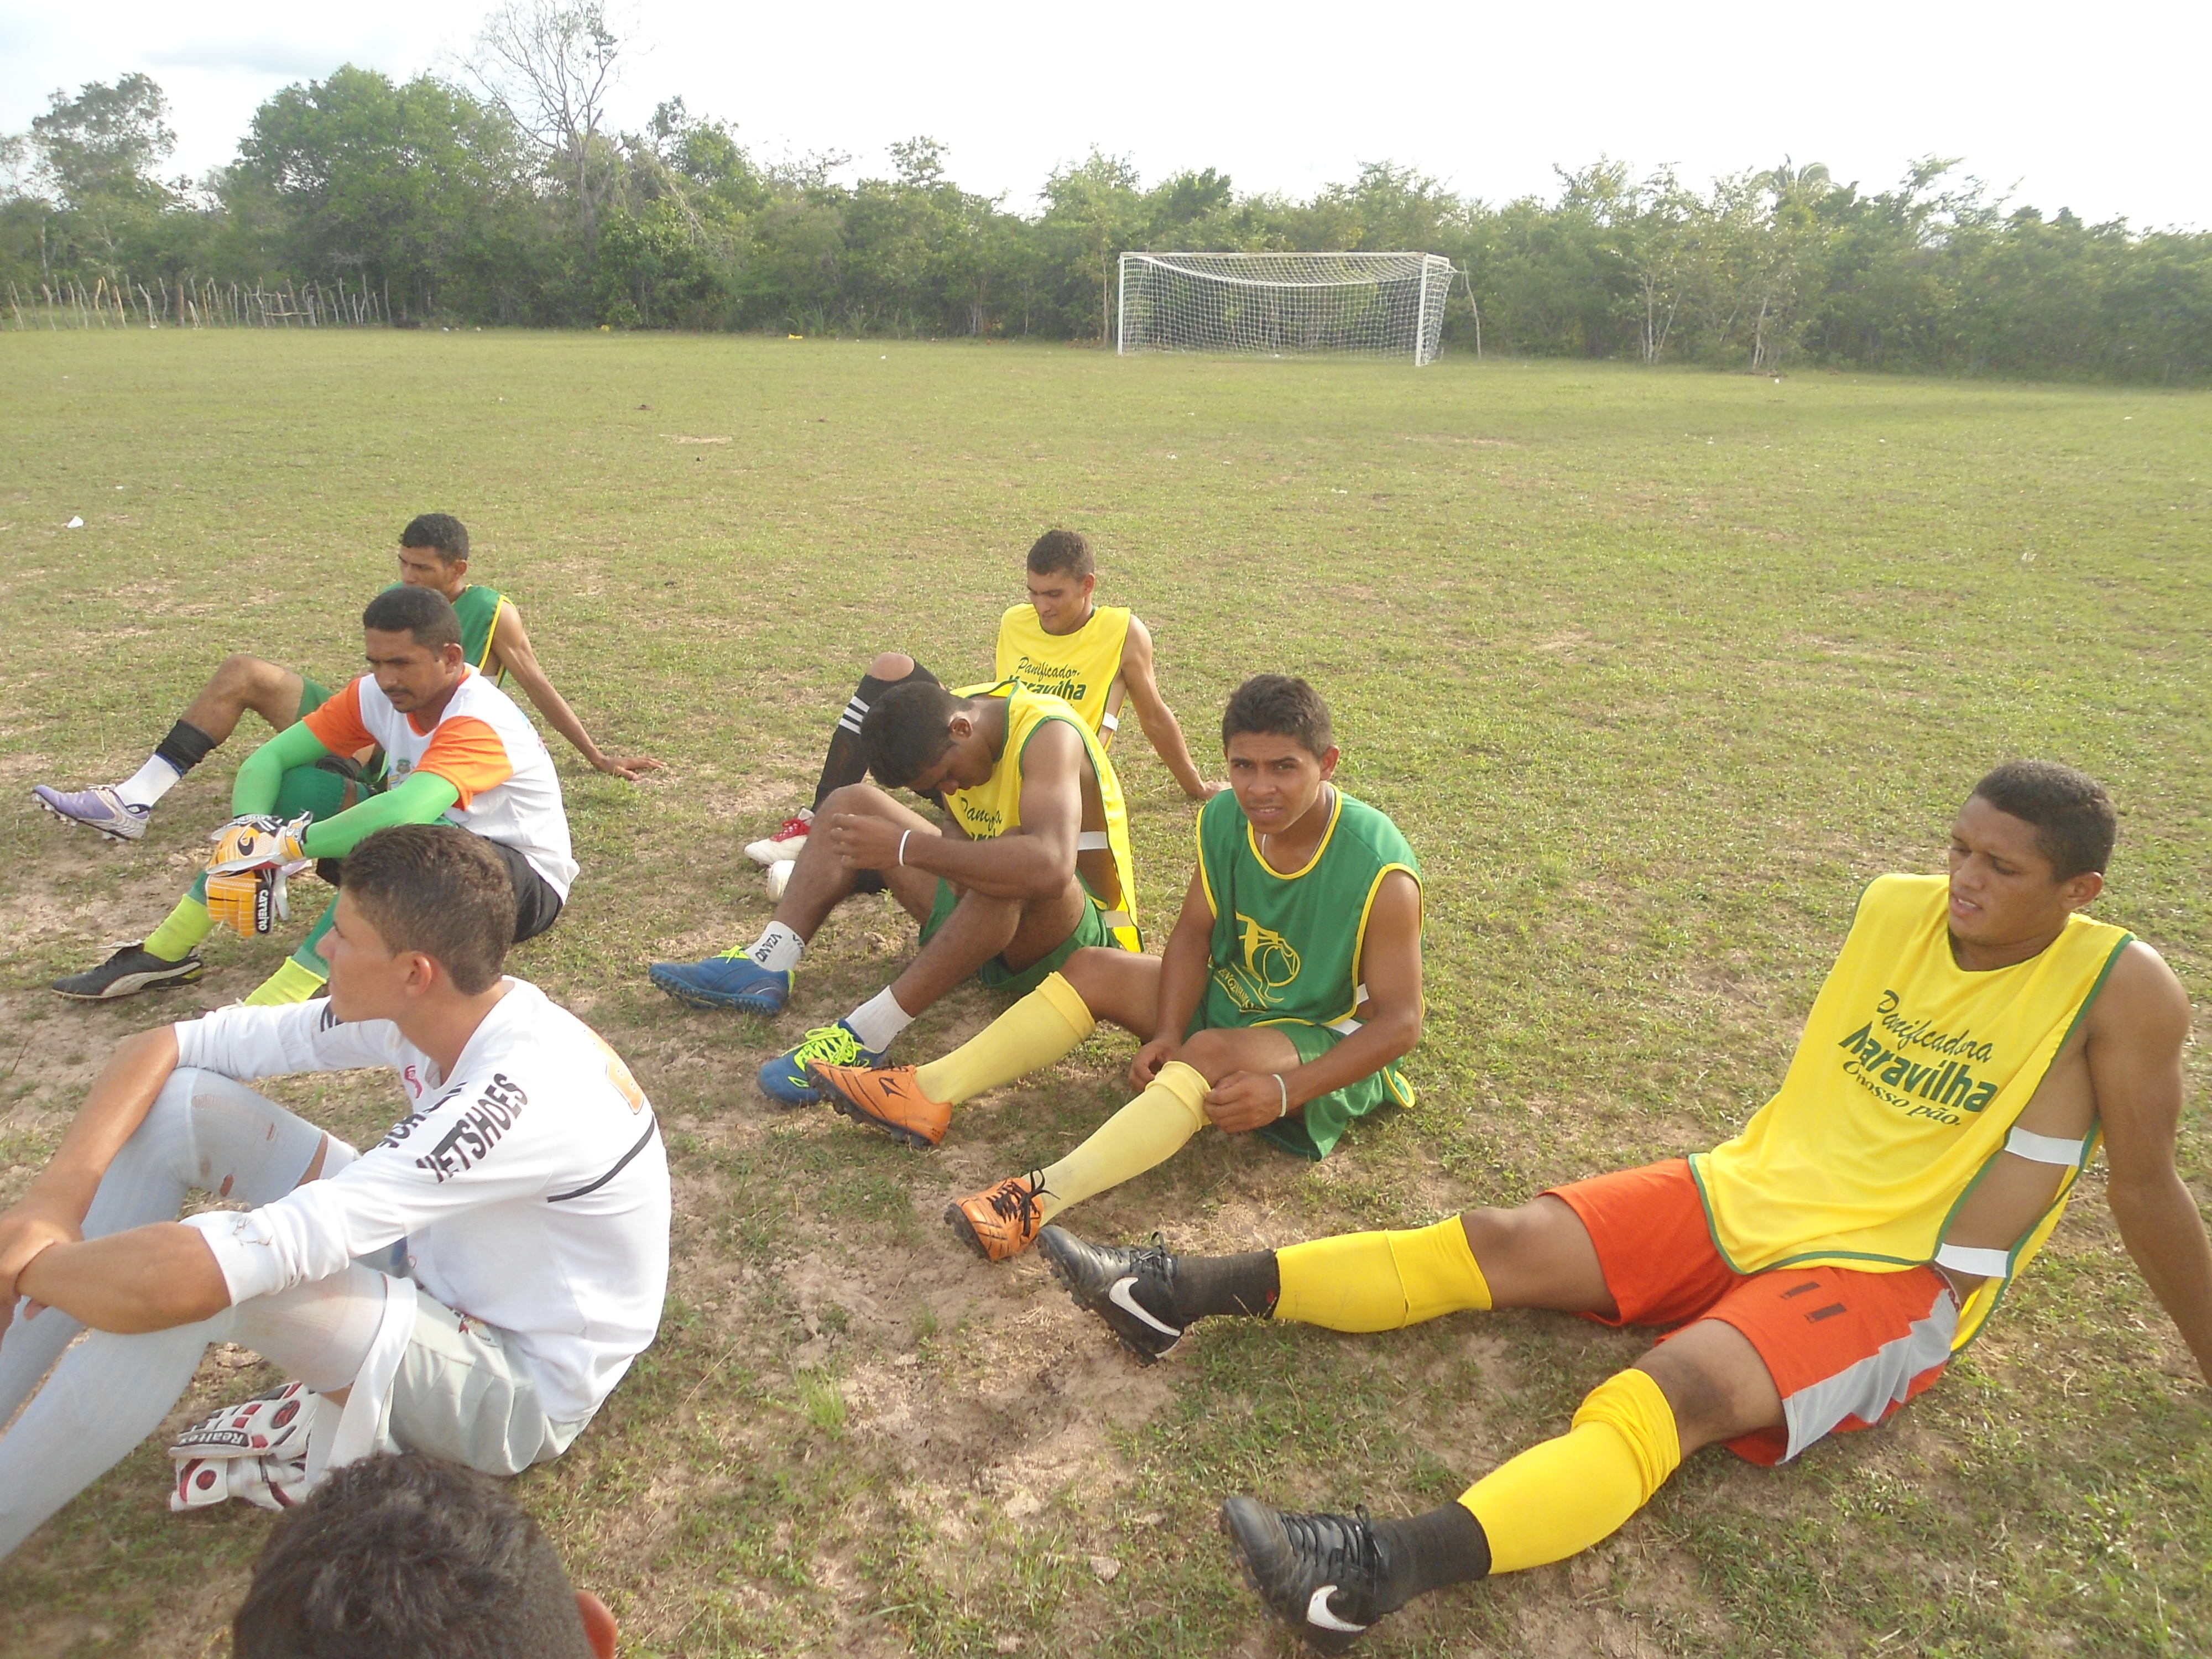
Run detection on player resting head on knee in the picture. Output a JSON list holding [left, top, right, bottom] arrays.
[[231, 1451, 615, 1659]]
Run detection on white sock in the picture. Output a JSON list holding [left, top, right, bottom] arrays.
[[745, 922, 806, 974], [0, 1318, 221, 1557], [113, 755, 185, 811], [844, 987, 915, 1052], [0, 1070, 328, 1430]]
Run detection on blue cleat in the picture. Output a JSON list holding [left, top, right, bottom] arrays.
[[759, 1021, 885, 1107], [648, 950, 790, 1014]]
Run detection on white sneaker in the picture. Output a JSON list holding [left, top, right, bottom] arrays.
[[766, 860, 794, 901], [33, 783, 149, 841], [745, 811, 812, 866]]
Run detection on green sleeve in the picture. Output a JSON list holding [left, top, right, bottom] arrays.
[[232, 721, 335, 815], [300, 770, 462, 858]]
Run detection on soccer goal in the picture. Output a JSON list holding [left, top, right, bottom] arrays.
[[1116, 252, 1456, 365]]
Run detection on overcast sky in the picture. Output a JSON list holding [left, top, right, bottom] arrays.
[[3, 1, 2206, 228]]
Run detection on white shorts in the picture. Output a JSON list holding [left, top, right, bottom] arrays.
[[380, 1286, 591, 1477]]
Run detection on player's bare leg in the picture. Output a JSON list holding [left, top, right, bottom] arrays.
[[34, 654, 307, 841], [181, 656, 309, 745]]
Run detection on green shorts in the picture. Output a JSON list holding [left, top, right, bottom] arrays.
[[1192, 1018, 1413, 1162], [296, 674, 335, 722], [919, 877, 1127, 998], [271, 754, 384, 823]]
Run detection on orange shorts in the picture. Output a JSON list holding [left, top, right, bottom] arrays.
[[1547, 1159, 1960, 1465]]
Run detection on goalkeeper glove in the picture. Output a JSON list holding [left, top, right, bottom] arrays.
[[205, 813, 312, 939]]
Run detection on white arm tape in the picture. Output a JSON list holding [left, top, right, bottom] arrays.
[[1099, 711, 1119, 733], [1076, 831, 1111, 851], [180, 1209, 289, 1306], [1933, 1242, 2014, 1280], [2004, 1126, 2087, 1167]]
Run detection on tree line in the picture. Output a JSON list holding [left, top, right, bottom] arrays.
[[4, 7, 2208, 383]]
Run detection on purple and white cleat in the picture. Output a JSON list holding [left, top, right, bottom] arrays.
[[34, 783, 149, 841]]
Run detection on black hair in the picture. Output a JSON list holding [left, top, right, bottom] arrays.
[[401, 513, 471, 562], [862, 679, 962, 789], [1970, 760, 2117, 879], [1026, 529, 1094, 578], [1221, 675, 1335, 758], [340, 824, 517, 994], [362, 585, 463, 653], [231, 1453, 594, 1659]]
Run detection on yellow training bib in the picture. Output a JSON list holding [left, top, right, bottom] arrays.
[[943, 688, 1140, 950], [993, 604, 1132, 738], [1691, 874, 2129, 1342]]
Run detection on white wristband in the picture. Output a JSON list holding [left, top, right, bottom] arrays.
[[898, 830, 911, 867], [1274, 1074, 1288, 1119]]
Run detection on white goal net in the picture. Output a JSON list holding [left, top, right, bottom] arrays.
[[1117, 252, 1455, 365]]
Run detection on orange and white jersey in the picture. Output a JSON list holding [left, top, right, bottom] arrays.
[[304, 667, 578, 899]]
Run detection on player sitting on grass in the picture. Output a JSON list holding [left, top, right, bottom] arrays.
[[741, 528, 1216, 890], [1041, 760, 2210, 1655], [53, 586, 577, 1005], [650, 677, 1142, 1105], [811, 675, 1422, 1262], [32, 512, 656, 843], [0, 824, 670, 1560]]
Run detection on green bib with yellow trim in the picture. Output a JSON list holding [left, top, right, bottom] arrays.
[[993, 604, 1131, 738], [1194, 785, 1420, 1054], [1691, 873, 2131, 1345], [377, 583, 506, 680], [943, 688, 1139, 950]]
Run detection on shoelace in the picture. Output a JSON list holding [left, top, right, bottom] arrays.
[[775, 816, 811, 838], [987, 1173, 1048, 1231], [790, 1025, 863, 1069], [1280, 1507, 1382, 1618]]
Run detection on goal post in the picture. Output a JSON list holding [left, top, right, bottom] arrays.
[[1115, 252, 1456, 365]]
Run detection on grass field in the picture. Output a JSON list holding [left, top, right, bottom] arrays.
[[1, 330, 2208, 1659]]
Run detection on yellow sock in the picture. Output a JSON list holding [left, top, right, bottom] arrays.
[[144, 896, 214, 963], [916, 972, 1096, 1105], [1275, 1215, 1492, 1331], [244, 956, 328, 1006], [1459, 1368, 1682, 1574], [1034, 1060, 1209, 1221]]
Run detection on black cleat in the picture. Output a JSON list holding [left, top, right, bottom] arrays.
[[53, 943, 204, 1001], [1220, 1496, 1390, 1654], [1037, 1227, 1185, 1363]]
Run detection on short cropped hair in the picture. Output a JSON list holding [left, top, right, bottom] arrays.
[[1970, 760, 2117, 879], [1027, 529, 1094, 578], [863, 679, 961, 790], [1222, 675, 1335, 758], [341, 825, 516, 994], [362, 584, 463, 653], [401, 513, 471, 562], [231, 1453, 595, 1659]]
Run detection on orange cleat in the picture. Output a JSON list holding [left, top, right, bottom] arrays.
[[809, 1062, 952, 1149], [945, 1173, 1050, 1261]]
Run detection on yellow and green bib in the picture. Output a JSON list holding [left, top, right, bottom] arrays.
[[943, 688, 1139, 950], [993, 604, 1131, 739], [1691, 873, 2131, 1344]]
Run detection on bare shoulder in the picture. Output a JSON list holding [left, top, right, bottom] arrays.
[[1121, 613, 1154, 661], [2089, 938, 2191, 1046]]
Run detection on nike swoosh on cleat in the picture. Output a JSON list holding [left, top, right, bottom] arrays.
[[1305, 1585, 1366, 1634], [1107, 1277, 1182, 1337]]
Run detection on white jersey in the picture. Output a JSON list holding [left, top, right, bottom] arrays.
[[175, 980, 669, 1423], [302, 666, 578, 899]]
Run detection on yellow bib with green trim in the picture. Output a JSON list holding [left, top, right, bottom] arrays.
[[943, 688, 1139, 950], [993, 604, 1131, 738], [1692, 873, 2130, 1343]]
